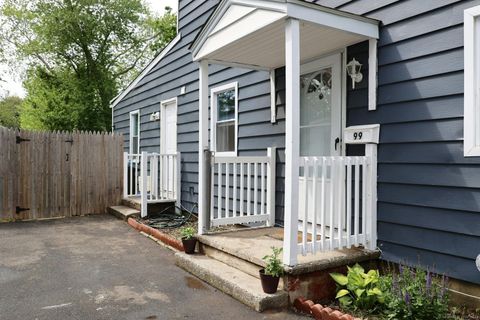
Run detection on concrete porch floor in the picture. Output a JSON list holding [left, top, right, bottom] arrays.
[[198, 227, 380, 275]]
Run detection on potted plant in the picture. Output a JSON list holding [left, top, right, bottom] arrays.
[[260, 247, 284, 294], [180, 227, 197, 254]]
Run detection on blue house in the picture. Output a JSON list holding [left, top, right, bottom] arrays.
[[111, 0, 480, 309]]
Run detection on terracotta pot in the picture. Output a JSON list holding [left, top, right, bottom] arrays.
[[259, 269, 280, 294], [182, 238, 197, 254]]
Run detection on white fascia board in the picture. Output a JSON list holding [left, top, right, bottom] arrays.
[[110, 33, 182, 109], [191, 0, 287, 59], [286, 2, 379, 39]]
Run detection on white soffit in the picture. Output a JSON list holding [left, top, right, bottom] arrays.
[[205, 20, 368, 69], [192, 0, 379, 65], [196, 7, 287, 60]]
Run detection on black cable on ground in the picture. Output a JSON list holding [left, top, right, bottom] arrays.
[[145, 203, 198, 229]]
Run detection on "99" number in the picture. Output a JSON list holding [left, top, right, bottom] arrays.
[[353, 132, 363, 140]]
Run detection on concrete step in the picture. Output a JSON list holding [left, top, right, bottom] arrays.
[[107, 206, 139, 221], [175, 252, 288, 312], [199, 243, 263, 279], [121, 197, 175, 214]]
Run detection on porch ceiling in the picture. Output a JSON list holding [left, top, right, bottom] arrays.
[[191, 0, 380, 69]]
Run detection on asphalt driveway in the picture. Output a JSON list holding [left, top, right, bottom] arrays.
[[0, 215, 304, 320]]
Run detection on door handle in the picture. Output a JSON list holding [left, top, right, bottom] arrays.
[[334, 137, 340, 151]]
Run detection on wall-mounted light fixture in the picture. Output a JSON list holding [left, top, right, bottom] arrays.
[[476, 254, 480, 272], [346, 58, 363, 89], [149, 112, 160, 121]]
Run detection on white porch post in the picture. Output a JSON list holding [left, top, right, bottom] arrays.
[[365, 143, 378, 250], [198, 60, 209, 235], [283, 18, 300, 266]]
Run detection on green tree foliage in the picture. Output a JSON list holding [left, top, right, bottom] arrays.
[[1, 1, 177, 131], [0, 95, 22, 128], [148, 6, 178, 54]]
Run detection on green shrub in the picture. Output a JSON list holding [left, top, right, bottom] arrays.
[[180, 227, 195, 240], [262, 247, 284, 278], [384, 265, 450, 320], [330, 263, 387, 313]]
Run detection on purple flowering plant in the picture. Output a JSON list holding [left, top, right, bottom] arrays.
[[384, 264, 450, 320]]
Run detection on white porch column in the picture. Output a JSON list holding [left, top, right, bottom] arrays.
[[198, 60, 209, 235], [283, 18, 300, 266]]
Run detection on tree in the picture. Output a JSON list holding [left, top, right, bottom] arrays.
[[0, 96, 22, 128], [1, 1, 177, 131], [148, 6, 178, 54]]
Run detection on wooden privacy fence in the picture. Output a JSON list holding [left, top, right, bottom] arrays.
[[0, 127, 123, 221]]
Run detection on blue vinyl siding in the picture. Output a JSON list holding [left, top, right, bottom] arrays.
[[317, 0, 480, 284], [113, 0, 480, 284]]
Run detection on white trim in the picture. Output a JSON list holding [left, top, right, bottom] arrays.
[[270, 69, 276, 123], [160, 97, 178, 154], [368, 39, 378, 111], [198, 61, 209, 235], [190, 0, 379, 59], [110, 33, 182, 108], [283, 18, 300, 266], [204, 59, 271, 71], [464, 6, 480, 156], [129, 110, 140, 154], [210, 82, 239, 157]]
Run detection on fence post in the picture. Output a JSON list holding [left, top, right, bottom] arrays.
[[176, 152, 181, 209], [266, 147, 276, 227], [140, 151, 148, 218], [123, 152, 128, 198], [365, 144, 377, 250]]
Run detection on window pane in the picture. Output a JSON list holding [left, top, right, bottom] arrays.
[[132, 136, 139, 154], [216, 121, 235, 152], [131, 113, 139, 136], [217, 89, 236, 121]]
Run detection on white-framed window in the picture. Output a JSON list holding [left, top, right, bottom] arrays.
[[464, 6, 480, 156], [210, 82, 238, 157], [129, 110, 140, 154]]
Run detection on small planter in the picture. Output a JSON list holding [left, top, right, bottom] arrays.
[[182, 237, 197, 254], [259, 269, 280, 294]]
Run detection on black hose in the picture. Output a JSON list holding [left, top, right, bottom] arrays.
[[145, 203, 198, 229]]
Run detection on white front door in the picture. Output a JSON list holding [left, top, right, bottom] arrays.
[[300, 54, 342, 156], [299, 53, 343, 232], [161, 99, 177, 196]]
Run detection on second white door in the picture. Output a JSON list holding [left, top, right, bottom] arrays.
[[161, 99, 177, 197]]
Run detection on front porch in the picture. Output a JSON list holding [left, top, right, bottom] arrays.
[[193, 0, 380, 267]]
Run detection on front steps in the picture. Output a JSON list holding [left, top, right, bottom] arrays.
[[175, 253, 288, 312], [107, 205, 139, 221], [175, 227, 380, 313]]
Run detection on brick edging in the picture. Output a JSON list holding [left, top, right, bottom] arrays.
[[127, 217, 184, 252], [294, 297, 361, 320]]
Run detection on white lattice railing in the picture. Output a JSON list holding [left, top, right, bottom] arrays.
[[298, 155, 375, 254], [123, 152, 181, 217], [209, 148, 276, 228]]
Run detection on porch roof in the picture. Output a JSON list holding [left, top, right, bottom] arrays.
[[190, 0, 380, 69]]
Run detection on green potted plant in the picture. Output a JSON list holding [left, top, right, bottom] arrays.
[[260, 247, 284, 294], [180, 227, 197, 254]]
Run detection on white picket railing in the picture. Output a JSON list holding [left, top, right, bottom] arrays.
[[124, 153, 142, 197], [210, 148, 276, 227], [123, 152, 181, 217], [297, 155, 374, 254]]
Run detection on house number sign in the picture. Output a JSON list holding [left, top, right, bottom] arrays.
[[344, 124, 380, 145]]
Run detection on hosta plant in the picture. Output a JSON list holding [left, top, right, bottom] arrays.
[[330, 263, 386, 312]]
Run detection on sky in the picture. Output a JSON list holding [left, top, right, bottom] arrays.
[[0, 0, 179, 98]]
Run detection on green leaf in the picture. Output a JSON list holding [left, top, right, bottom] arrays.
[[367, 287, 382, 296], [355, 288, 365, 298], [330, 273, 348, 286], [338, 296, 352, 307], [335, 289, 350, 299], [352, 263, 364, 273]]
